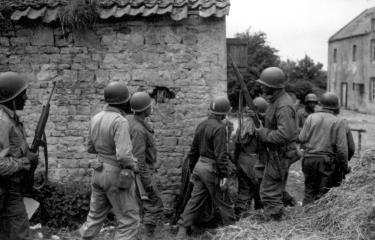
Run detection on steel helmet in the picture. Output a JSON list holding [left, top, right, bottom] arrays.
[[209, 96, 231, 115], [104, 81, 130, 104], [305, 93, 318, 103], [253, 97, 269, 113], [320, 92, 339, 110], [130, 92, 152, 112], [0, 72, 28, 104], [256, 67, 286, 88]]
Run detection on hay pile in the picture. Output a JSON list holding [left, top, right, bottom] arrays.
[[213, 149, 375, 240]]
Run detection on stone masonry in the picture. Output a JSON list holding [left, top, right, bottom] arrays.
[[0, 16, 227, 211]]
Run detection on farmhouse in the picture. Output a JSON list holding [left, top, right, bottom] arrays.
[[0, 0, 230, 211], [328, 7, 375, 113]]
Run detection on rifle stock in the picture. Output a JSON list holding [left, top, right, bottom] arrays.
[[135, 174, 149, 201]]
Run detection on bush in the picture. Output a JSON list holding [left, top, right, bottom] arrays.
[[31, 182, 91, 229]]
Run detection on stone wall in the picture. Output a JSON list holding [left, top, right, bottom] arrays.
[[0, 16, 227, 210]]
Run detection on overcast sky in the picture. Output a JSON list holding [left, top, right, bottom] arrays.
[[226, 0, 375, 69]]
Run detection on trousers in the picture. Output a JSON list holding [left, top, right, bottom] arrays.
[[235, 153, 262, 214], [260, 151, 289, 219], [180, 157, 235, 228], [302, 156, 334, 206], [80, 163, 140, 240], [0, 175, 31, 240], [139, 165, 164, 227]]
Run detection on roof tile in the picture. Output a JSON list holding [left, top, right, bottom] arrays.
[[3, 0, 229, 22]]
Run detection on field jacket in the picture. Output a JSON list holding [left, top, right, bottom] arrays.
[[0, 105, 28, 177], [88, 105, 135, 169]]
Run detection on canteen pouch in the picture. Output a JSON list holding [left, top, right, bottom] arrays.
[[117, 169, 134, 190]]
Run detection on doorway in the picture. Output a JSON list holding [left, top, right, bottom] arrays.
[[341, 82, 348, 108]]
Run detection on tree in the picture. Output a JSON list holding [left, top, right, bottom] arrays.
[[281, 55, 327, 90], [228, 30, 280, 109]]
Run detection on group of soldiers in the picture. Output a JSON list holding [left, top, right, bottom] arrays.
[[0, 65, 354, 240], [174, 67, 354, 239]]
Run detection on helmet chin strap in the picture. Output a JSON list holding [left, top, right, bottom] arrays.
[[12, 100, 20, 123]]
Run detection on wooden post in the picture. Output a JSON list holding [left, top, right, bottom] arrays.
[[351, 128, 366, 157]]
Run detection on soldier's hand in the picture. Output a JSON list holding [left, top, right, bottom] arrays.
[[21, 157, 31, 171], [27, 151, 39, 166], [220, 178, 228, 190]]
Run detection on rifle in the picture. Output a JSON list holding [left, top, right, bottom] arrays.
[[24, 81, 56, 194], [171, 155, 194, 225], [229, 55, 288, 175], [135, 174, 149, 201], [228, 55, 262, 128]]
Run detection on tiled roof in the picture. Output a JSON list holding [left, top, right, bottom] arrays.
[[329, 7, 375, 42], [0, 0, 230, 22]]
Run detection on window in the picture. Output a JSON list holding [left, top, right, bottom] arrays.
[[353, 83, 364, 96], [371, 40, 375, 62], [352, 45, 357, 62], [372, 18, 375, 31], [333, 48, 337, 63], [370, 78, 375, 101]]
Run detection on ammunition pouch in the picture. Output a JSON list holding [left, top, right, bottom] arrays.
[[117, 169, 134, 190], [268, 142, 300, 166]]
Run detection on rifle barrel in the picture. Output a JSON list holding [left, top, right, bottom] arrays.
[[229, 54, 262, 128]]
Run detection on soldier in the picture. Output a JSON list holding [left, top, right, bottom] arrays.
[[233, 97, 268, 218], [176, 96, 235, 239], [0, 72, 39, 240], [297, 93, 318, 130], [128, 92, 164, 239], [255, 67, 298, 221], [299, 92, 348, 205], [80, 82, 140, 240], [331, 119, 355, 187], [326, 96, 355, 188]]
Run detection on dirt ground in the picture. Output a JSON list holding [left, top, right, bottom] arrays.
[[30, 109, 373, 239]]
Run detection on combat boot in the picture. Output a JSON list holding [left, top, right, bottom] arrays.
[[175, 226, 188, 240]]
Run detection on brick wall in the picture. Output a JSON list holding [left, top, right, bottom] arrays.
[[0, 16, 227, 210]]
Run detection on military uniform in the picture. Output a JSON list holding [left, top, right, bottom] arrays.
[[179, 116, 235, 228], [0, 105, 31, 240], [128, 115, 164, 231], [257, 89, 297, 219], [296, 107, 309, 129], [331, 119, 355, 187], [233, 115, 262, 216], [299, 109, 348, 205], [80, 105, 140, 240]]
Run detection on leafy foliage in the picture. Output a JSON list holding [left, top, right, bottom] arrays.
[[285, 80, 314, 104], [31, 182, 91, 229], [228, 30, 280, 109], [227, 29, 328, 109], [280, 55, 327, 90]]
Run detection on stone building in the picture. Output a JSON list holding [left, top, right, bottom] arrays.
[[0, 0, 230, 211], [328, 6, 375, 113]]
